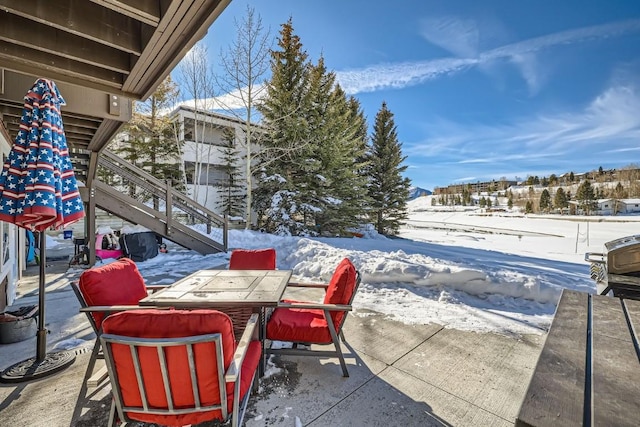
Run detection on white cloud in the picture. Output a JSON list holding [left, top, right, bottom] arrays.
[[509, 53, 546, 95], [419, 16, 479, 58], [337, 57, 478, 94], [457, 152, 558, 165], [406, 81, 640, 176], [337, 19, 640, 95]]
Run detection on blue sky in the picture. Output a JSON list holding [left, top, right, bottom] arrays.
[[197, 0, 640, 191]]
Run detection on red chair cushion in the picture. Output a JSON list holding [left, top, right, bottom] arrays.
[[78, 258, 148, 330], [266, 301, 332, 343], [229, 248, 276, 270], [323, 258, 357, 328], [102, 309, 261, 426], [267, 258, 358, 344]]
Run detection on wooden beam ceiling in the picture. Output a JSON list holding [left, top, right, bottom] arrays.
[[0, 0, 231, 182]]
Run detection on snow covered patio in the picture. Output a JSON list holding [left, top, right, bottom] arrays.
[[5, 203, 633, 425], [0, 256, 543, 426], [249, 312, 542, 426]]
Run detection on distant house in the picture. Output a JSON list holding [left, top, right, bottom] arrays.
[[621, 199, 640, 214], [595, 199, 615, 216], [570, 198, 640, 215]]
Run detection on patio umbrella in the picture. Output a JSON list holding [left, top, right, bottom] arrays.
[[0, 78, 85, 382]]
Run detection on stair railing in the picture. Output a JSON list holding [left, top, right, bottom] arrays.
[[97, 149, 228, 250]]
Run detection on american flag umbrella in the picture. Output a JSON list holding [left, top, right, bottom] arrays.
[[0, 78, 84, 382]]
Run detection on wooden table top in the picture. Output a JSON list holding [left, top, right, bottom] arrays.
[[516, 289, 640, 427], [139, 269, 292, 309]]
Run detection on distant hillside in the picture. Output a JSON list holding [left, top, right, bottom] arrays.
[[409, 186, 432, 200]]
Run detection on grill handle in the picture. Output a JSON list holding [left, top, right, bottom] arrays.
[[585, 252, 606, 264]]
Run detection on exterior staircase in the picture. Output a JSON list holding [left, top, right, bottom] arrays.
[[84, 150, 227, 258]]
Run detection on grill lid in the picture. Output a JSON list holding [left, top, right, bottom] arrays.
[[604, 234, 640, 275]]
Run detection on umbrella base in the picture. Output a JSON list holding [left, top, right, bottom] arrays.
[[0, 350, 76, 383]]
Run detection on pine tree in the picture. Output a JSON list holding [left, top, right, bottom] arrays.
[[576, 180, 596, 215], [254, 18, 310, 235], [216, 127, 245, 217], [255, 20, 368, 236], [116, 76, 182, 206], [366, 101, 411, 235], [295, 56, 335, 232], [612, 182, 627, 215], [311, 78, 369, 235], [539, 189, 552, 212], [525, 200, 533, 213], [554, 188, 568, 213]]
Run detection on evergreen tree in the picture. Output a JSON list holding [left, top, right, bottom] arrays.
[[554, 188, 568, 212], [216, 127, 245, 217], [254, 19, 311, 235], [366, 102, 411, 235], [525, 200, 533, 213], [576, 180, 596, 215], [255, 20, 369, 236], [461, 188, 469, 206], [539, 189, 552, 212], [508, 197, 513, 210], [312, 82, 369, 235], [116, 76, 182, 207], [612, 182, 627, 215]]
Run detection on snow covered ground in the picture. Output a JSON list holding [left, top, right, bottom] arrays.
[[60, 195, 635, 338]]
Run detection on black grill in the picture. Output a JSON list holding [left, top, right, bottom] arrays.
[[585, 235, 640, 299]]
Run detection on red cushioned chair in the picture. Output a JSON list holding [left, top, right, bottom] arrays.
[[228, 248, 276, 374], [229, 248, 276, 270], [266, 258, 361, 376], [100, 309, 261, 427], [71, 258, 166, 388]]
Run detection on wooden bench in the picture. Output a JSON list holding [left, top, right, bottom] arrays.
[[516, 289, 640, 427]]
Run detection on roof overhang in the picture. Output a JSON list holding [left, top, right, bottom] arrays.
[[0, 0, 231, 181]]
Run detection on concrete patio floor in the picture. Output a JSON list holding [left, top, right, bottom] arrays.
[[0, 256, 545, 426]]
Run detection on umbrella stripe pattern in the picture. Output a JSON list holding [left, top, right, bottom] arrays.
[[0, 78, 84, 231]]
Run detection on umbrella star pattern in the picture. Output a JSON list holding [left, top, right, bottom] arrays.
[[0, 78, 84, 231], [0, 78, 83, 382]]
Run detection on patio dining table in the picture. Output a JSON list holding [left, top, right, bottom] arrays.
[[139, 269, 292, 375]]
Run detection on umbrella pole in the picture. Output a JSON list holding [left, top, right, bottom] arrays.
[[36, 231, 47, 362], [0, 230, 76, 383]]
